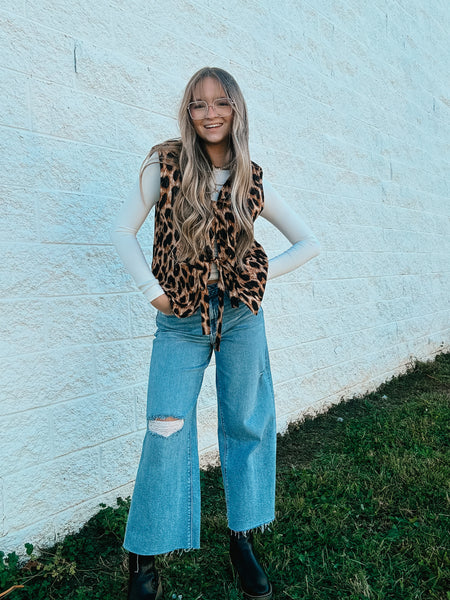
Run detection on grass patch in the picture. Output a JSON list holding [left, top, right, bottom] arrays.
[[1, 353, 449, 599]]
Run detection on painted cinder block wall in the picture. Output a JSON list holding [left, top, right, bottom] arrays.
[[1, 0, 449, 556]]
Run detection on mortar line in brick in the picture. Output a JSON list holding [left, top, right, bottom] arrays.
[[1, 485, 134, 536], [0, 383, 151, 419], [396, 1, 448, 39], [258, 140, 450, 187], [255, 140, 450, 190], [15, 435, 148, 487], [321, 133, 443, 181], [268, 315, 450, 365], [55, 423, 137, 460], [0, 122, 150, 157], [23, 68, 180, 121], [0, 339, 97, 358], [272, 306, 450, 351], [272, 350, 393, 391], [0, 385, 124, 417], [0, 292, 151, 304], [279, 50, 448, 137], [0, 182, 127, 203], [275, 359, 417, 422]]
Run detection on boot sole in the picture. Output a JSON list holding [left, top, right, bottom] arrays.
[[230, 560, 273, 600], [241, 585, 273, 600]]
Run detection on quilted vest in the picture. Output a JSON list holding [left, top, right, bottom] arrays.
[[151, 147, 268, 350]]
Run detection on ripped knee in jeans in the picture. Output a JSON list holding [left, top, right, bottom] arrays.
[[147, 417, 184, 437]]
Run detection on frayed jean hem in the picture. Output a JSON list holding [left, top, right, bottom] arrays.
[[229, 517, 275, 537]]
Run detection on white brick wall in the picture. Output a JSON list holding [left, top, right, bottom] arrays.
[[1, 0, 449, 556]]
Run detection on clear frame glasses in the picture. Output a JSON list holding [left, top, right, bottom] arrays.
[[188, 97, 235, 120]]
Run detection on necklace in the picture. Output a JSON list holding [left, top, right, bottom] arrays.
[[212, 152, 232, 170], [210, 180, 226, 195], [210, 163, 230, 195]]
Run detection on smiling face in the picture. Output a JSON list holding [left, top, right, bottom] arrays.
[[190, 76, 234, 150]]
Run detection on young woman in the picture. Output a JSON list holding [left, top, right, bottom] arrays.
[[111, 66, 320, 600]]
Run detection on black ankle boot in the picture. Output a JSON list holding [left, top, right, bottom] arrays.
[[229, 531, 272, 600], [127, 552, 163, 600]]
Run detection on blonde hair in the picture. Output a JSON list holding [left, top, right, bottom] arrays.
[[140, 67, 254, 267]]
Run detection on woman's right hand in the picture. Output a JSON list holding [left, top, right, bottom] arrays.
[[151, 293, 174, 315]]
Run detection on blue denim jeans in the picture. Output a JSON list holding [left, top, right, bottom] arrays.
[[123, 284, 276, 556]]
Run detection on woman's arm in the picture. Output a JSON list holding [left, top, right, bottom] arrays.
[[260, 179, 321, 280], [110, 157, 172, 312]]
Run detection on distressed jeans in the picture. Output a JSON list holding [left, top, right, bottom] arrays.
[[123, 284, 276, 556]]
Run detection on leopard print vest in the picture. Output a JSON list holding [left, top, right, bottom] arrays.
[[151, 147, 268, 350]]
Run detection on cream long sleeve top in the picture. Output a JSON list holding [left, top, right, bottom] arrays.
[[110, 159, 321, 303]]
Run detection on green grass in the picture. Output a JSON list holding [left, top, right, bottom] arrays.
[[1, 353, 449, 599]]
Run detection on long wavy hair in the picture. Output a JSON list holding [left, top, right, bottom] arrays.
[[139, 67, 254, 267]]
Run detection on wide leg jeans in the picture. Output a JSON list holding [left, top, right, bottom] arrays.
[[123, 284, 276, 555]]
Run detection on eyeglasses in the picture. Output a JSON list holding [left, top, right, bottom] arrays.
[[188, 97, 235, 120]]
